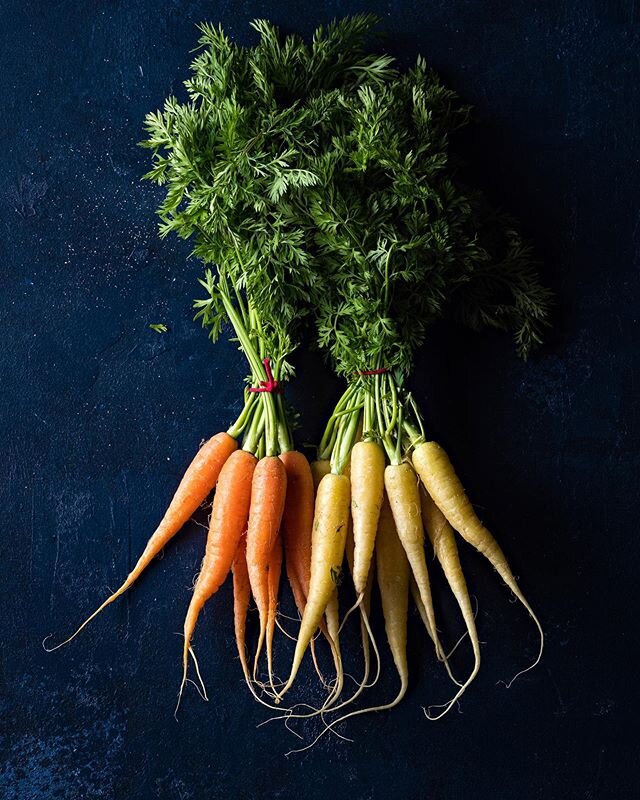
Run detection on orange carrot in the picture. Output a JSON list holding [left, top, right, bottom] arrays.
[[233, 533, 288, 713], [246, 456, 287, 679], [232, 533, 251, 683], [46, 431, 237, 650], [280, 451, 314, 606], [180, 448, 256, 697], [265, 533, 283, 693]]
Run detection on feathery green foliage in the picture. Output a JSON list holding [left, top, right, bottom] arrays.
[[142, 15, 551, 386]]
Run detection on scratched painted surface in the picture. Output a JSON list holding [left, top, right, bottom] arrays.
[[1, 1, 638, 798]]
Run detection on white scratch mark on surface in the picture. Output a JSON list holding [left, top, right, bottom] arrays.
[[50, 529, 61, 611]]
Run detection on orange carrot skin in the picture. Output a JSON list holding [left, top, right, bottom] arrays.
[[180, 448, 257, 686], [266, 533, 284, 679], [267, 534, 283, 625], [280, 451, 315, 602], [131, 432, 237, 575], [246, 456, 288, 632], [232, 534, 251, 679], [187, 449, 257, 612], [147, 432, 237, 554]]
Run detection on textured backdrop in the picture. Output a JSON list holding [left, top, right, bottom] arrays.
[[1, 2, 638, 798]]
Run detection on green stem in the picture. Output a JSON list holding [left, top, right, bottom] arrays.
[[362, 387, 374, 441], [219, 282, 281, 456], [226, 390, 258, 439], [385, 373, 398, 436], [374, 372, 397, 462], [242, 399, 265, 456], [331, 405, 362, 475], [275, 393, 293, 453], [403, 420, 423, 449], [392, 402, 403, 465], [318, 383, 358, 460]]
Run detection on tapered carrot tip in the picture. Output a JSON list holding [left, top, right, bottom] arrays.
[[44, 432, 238, 652]]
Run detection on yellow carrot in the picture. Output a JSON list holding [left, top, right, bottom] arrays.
[[278, 472, 350, 700], [419, 486, 480, 717], [289, 493, 407, 755], [412, 441, 543, 681], [350, 441, 386, 596], [375, 494, 409, 703], [310, 458, 342, 690], [384, 462, 444, 662]]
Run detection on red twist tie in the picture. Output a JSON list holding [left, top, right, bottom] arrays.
[[357, 367, 389, 376], [249, 358, 282, 394]]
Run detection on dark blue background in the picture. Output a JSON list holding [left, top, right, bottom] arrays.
[[2, 2, 638, 798]]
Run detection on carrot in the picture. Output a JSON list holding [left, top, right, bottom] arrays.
[[310, 458, 331, 488], [310, 460, 339, 628], [245, 455, 287, 681], [280, 452, 315, 608], [310, 458, 342, 693], [409, 577, 459, 689], [350, 441, 385, 596], [45, 432, 237, 650], [233, 533, 294, 714], [375, 494, 410, 704], [265, 533, 283, 694], [278, 472, 350, 700], [324, 592, 342, 692], [419, 486, 481, 717], [384, 462, 445, 662], [412, 441, 543, 681], [180, 448, 256, 699], [288, 494, 407, 755], [232, 533, 251, 684], [344, 506, 377, 694]]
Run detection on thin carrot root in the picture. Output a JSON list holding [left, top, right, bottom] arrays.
[[309, 637, 329, 688], [45, 432, 238, 652], [413, 441, 543, 682], [345, 515, 378, 693], [317, 512, 380, 721], [285, 570, 328, 685], [321, 590, 344, 706], [385, 462, 445, 662], [410, 578, 462, 688], [266, 534, 283, 695], [412, 491, 480, 718], [232, 535, 299, 714]]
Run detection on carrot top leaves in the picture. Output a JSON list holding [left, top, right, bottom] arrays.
[[142, 16, 550, 384]]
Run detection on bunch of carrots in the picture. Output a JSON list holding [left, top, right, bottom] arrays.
[[48, 17, 551, 742]]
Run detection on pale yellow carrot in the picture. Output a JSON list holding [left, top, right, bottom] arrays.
[[412, 441, 543, 682]]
